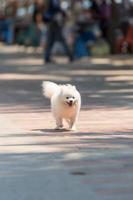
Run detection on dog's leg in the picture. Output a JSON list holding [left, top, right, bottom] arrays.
[[69, 105, 80, 131], [69, 118, 77, 131], [55, 117, 63, 130]]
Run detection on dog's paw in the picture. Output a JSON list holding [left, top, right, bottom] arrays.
[[55, 126, 63, 130], [69, 126, 77, 131]]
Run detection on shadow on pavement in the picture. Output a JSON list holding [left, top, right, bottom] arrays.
[[0, 46, 133, 114]]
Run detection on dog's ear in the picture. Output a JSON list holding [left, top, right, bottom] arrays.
[[72, 86, 76, 90], [67, 84, 76, 90]]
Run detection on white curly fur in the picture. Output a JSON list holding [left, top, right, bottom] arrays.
[[42, 81, 81, 130]]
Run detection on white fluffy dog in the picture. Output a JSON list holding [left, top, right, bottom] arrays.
[[42, 81, 81, 130]]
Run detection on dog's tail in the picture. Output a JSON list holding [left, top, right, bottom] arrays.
[[42, 81, 60, 99]]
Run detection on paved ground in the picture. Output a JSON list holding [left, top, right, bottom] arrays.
[[0, 44, 133, 200]]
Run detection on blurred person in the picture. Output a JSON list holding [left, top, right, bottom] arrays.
[[116, 20, 133, 53], [0, 0, 18, 44], [90, 0, 100, 19], [98, 0, 111, 42], [33, 0, 46, 22], [73, 8, 96, 58], [0, 9, 5, 41], [27, 11, 47, 47], [17, 11, 47, 48], [43, 0, 73, 63]]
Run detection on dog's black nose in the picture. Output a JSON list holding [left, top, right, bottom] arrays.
[[67, 100, 73, 107]]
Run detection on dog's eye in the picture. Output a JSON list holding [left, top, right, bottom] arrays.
[[72, 97, 75, 99], [66, 97, 69, 99]]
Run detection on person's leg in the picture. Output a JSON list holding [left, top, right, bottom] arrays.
[[60, 35, 73, 61], [5, 19, 14, 44], [44, 23, 55, 62], [45, 34, 54, 62]]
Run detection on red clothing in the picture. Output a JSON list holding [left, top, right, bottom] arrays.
[[116, 25, 133, 53]]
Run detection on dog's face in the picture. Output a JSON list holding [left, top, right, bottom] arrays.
[[60, 87, 80, 107], [64, 95, 77, 107]]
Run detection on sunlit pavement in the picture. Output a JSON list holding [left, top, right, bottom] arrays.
[[0, 44, 133, 200]]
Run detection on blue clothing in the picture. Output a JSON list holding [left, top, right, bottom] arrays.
[[74, 31, 96, 58], [0, 19, 14, 44]]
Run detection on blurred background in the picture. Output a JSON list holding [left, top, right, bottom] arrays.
[[0, 0, 133, 61]]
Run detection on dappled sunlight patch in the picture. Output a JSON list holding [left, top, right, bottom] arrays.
[[5, 58, 43, 66], [113, 59, 133, 66], [90, 57, 133, 66], [98, 89, 133, 94], [0, 145, 64, 154], [90, 58, 111, 65], [106, 76, 133, 82], [0, 73, 71, 81], [64, 152, 90, 160], [0, 45, 21, 54], [49, 69, 133, 76], [79, 107, 133, 133]]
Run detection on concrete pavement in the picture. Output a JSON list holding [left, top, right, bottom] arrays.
[[0, 44, 133, 200]]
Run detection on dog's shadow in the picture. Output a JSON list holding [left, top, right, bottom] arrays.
[[32, 128, 71, 134]]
